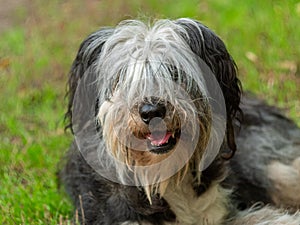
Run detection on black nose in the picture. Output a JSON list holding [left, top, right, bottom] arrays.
[[139, 103, 166, 124]]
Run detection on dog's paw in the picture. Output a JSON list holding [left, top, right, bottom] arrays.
[[292, 157, 300, 172], [267, 158, 300, 209]]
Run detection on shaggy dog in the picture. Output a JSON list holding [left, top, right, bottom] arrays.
[[60, 18, 300, 224]]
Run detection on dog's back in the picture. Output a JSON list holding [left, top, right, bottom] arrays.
[[227, 95, 300, 211]]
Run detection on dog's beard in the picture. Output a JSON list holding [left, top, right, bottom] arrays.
[[97, 75, 213, 200]]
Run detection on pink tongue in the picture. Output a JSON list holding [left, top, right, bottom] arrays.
[[147, 132, 172, 146]]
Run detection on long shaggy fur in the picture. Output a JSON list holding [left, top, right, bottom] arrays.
[[60, 18, 300, 225]]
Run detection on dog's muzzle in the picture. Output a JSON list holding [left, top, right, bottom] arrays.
[[138, 99, 180, 155]]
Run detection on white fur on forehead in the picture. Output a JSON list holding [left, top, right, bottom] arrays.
[[96, 18, 208, 105]]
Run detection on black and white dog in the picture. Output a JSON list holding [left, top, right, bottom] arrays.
[[60, 18, 300, 224]]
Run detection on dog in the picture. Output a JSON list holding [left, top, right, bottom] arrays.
[[59, 18, 300, 224]]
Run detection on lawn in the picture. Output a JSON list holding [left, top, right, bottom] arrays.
[[0, 0, 299, 224]]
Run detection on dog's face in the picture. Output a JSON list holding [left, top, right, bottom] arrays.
[[68, 18, 241, 198]]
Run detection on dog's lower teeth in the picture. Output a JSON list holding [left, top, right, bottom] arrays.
[[151, 142, 160, 147]]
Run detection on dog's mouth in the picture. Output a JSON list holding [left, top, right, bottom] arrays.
[[146, 130, 180, 154]]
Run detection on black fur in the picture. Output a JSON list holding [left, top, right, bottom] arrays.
[[225, 95, 300, 210], [65, 28, 114, 132], [61, 143, 176, 225], [176, 20, 241, 159]]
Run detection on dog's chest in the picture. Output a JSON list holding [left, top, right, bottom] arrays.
[[163, 176, 229, 225]]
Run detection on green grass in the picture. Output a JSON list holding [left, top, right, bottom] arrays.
[[0, 0, 299, 224]]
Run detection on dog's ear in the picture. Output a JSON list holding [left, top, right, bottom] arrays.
[[176, 19, 242, 159], [65, 28, 114, 132]]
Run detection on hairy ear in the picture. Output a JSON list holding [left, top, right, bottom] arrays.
[[65, 28, 114, 132], [176, 18, 242, 159]]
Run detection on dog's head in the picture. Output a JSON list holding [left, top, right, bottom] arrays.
[[66, 18, 241, 198]]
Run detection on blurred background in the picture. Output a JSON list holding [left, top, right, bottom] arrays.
[[0, 0, 299, 224]]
